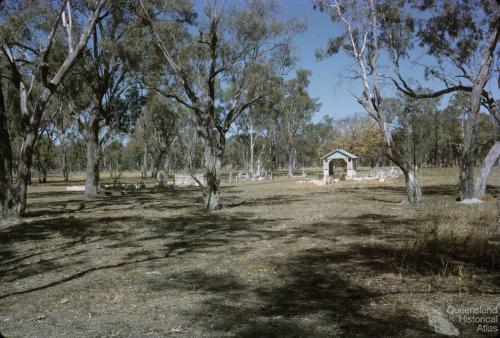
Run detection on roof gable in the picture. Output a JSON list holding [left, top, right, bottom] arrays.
[[321, 148, 359, 160]]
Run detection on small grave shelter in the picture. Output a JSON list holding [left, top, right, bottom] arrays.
[[321, 149, 359, 182]]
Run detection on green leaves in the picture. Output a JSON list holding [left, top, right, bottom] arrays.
[[413, 0, 490, 65]]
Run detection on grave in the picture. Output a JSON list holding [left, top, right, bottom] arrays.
[[174, 174, 206, 186]]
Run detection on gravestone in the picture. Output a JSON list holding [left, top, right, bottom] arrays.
[[174, 174, 206, 186]]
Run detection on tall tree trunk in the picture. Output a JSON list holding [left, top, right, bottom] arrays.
[[41, 166, 48, 183], [152, 151, 166, 179], [164, 153, 170, 174], [270, 127, 277, 171], [15, 127, 38, 216], [458, 107, 479, 200], [151, 156, 159, 179], [458, 149, 475, 200], [85, 115, 99, 196], [403, 168, 422, 203], [474, 141, 500, 198], [38, 164, 43, 183], [378, 118, 423, 203], [412, 133, 417, 172], [201, 19, 224, 212], [203, 137, 223, 211], [62, 153, 69, 182], [61, 131, 69, 182], [249, 117, 254, 177], [0, 74, 15, 217], [164, 153, 171, 183], [390, 151, 422, 203], [142, 144, 148, 179], [433, 112, 438, 167], [459, 23, 498, 200], [287, 144, 294, 177], [16, 88, 51, 215]]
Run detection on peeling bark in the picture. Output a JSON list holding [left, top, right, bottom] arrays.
[[202, 137, 223, 211]]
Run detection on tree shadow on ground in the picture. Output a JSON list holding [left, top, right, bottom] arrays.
[[0, 189, 292, 299], [153, 248, 437, 337], [148, 234, 498, 336], [222, 194, 305, 209], [2, 184, 498, 336], [367, 184, 459, 197], [338, 183, 499, 199], [311, 212, 500, 279], [336, 184, 457, 197], [0, 215, 129, 244], [24, 187, 201, 217], [303, 213, 425, 243], [0, 215, 138, 284]]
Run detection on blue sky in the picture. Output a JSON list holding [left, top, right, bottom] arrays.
[[193, 0, 363, 120], [278, 0, 362, 121], [192, 0, 499, 122], [278, 0, 499, 122]]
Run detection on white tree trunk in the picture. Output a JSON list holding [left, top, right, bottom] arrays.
[[474, 141, 500, 198], [404, 168, 422, 204], [287, 144, 294, 177]]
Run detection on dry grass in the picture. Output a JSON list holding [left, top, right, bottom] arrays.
[[403, 206, 499, 276], [0, 167, 498, 337]]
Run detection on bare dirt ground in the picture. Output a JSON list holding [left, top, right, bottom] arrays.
[[0, 168, 499, 337]]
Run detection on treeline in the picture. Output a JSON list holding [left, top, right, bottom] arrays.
[[0, 0, 499, 216], [26, 91, 497, 181]]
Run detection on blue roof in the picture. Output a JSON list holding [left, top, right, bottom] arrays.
[[321, 148, 359, 160]]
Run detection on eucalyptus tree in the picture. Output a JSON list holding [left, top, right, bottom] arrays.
[[383, 93, 440, 170], [30, 97, 62, 183], [301, 116, 336, 164], [234, 109, 268, 176], [66, 1, 137, 196], [138, 0, 300, 210], [53, 97, 72, 181], [66, 135, 86, 172], [436, 94, 469, 167], [475, 127, 500, 197], [141, 93, 182, 179], [33, 125, 58, 183], [279, 69, 320, 176], [430, 92, 497, 169], [233, 82, 284, 177], [315, 0, 423, 203], [102, 139, 124, 175], [233, 76, 286, 173], [0, 0, 106, 216], [387, 0, 499, 199]]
